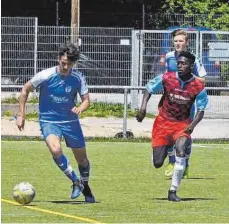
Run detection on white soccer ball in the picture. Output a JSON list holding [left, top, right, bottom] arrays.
[[13, 182, 35, 205]]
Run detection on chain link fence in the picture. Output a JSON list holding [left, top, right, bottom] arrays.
[[1, 17, 229, 129]]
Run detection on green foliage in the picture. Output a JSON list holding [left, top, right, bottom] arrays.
[[25, 111, 39, 120], [221, 62, 229, 81], [27, 96, 39, 104], [162, 0, 229, 30], [78, 102, 145, 118], [1, 97, 19, 104], [1, 96, 39, 104], [3, 111, 13, 117], [1, 101, 153, 119]]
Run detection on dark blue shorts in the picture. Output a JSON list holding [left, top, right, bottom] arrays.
[[40, 120, 85, 148]]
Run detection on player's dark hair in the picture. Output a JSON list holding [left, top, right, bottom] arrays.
[[58, 43, 80, 62], [178, 51, 195, 64]]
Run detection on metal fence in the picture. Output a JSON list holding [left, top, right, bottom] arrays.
[[1, 17, 229, 123], [131, 29, 229, 111], [1, 17, 133, 87]]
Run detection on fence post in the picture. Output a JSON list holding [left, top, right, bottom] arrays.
[[34, 17, 38, 76], [123, 88, 128, 138], [131, 30, 140, 110]]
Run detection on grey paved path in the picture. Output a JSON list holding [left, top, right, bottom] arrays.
[[1, 117, 229, 140]]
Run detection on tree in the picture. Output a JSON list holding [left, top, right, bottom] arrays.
[[161, 0, 229, 30]]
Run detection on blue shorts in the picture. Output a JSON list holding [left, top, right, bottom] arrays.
[[39, 120, 85, 148]]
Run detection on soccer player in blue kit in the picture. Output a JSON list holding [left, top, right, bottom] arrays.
[[16, 43, 95, 203], [160, 29, 207, 178]]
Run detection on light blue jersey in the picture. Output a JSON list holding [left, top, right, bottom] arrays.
[[165, 51, 207, 78], [30, 66, 88, 123]]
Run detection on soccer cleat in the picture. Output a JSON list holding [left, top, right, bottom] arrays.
[[183, 166, 189, 179], [168, 190, 181, 202], [165, 162, 175, 177], [82, 184, 96, 203], [71, 181, 84, 199]]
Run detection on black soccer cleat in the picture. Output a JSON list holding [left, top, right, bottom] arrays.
[[82, 184, 96, 203], [168, 190, 181, 202]]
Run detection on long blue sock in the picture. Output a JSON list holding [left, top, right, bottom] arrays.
[[169, 155, 176, 163], [53, 154, 79, 183], [167, 146, 176, 163]]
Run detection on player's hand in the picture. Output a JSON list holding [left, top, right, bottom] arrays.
[[71, 106, 82, 115], [16, 114, 25, 131], [136, 109, 146, 122], [184, 124, 194, 134]]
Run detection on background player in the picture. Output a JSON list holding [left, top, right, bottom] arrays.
[[161, 29, 207, 178], [16, 43, 95, 203], [136, 51, 208, 201]]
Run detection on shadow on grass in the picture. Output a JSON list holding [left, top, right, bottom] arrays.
[[185, 177, 215, 180], [166, 177, 215, 180], [49, 200, 87, 204], [34, 200, 100, 204], [152, 197, 216, 201]]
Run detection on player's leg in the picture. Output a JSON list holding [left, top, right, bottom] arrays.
[[183, 104, 195, 178], [40, 122, 81, 199], [183, 138, 192, 179], [165, 145, 176, 177], [152, 145, 168, 168], [152, 115, 172, 169], [62, 120, 95, 203], [168, 136, 189, 202], [71, 147, 95, 203]]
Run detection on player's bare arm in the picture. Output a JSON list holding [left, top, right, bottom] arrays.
[[71, 93, 90, 114], [136, 90, 151, 122], [184, 111, 204, 134], [17, 81, 34, 131]]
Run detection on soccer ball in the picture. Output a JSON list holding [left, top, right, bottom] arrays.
[[13, 182, 35, 205]]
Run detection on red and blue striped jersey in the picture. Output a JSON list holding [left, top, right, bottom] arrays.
[[146, 72, 208, 121]]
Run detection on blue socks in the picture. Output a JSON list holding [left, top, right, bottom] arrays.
[[53, 154, 79, 183], [169, 155, 176, 164]]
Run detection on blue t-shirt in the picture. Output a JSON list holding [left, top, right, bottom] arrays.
[[165, 51, 207, 77], [30, 66, 88, 123]]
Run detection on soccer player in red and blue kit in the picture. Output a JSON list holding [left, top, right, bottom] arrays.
[[136, 51, 208, 201], [162, 29, 207, 178]]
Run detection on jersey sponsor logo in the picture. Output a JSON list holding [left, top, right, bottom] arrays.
[[169, 93, 191, 104], [65, 85, 72, 93], [50, 94, 69, 103]]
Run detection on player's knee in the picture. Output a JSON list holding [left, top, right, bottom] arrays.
[[152, 157, 164, 168], [154, 162, 164, 168], [175, 137, 189, 157], [152, 146, 167, 168], [48, 143, 62, 157], [78, 157, 89, 167], [176, 150, 185, 157]]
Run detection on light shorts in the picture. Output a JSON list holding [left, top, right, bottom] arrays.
[[39, 120, 85, 148]]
